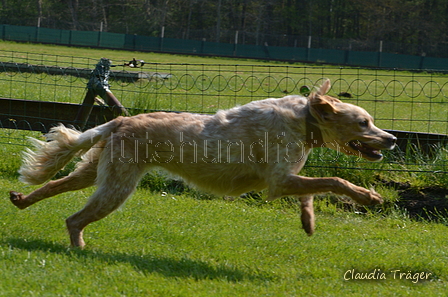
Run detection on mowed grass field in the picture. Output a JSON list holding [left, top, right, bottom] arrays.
[[0, 41, 447, 296]]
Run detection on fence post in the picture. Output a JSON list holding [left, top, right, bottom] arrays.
[[75, 58, 129, 129], [378, 40, 383, 67], [35, 26, 40, 43], [233, 30, 238, 56], [97, 31, 102, 47], [344, 42, 352, 64], [306, 36, 312, 61], [75, 89, 96, 128], [160, 26, 165, 51], [419, 53, 426, 70]]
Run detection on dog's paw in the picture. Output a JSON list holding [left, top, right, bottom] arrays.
[[9, 191, 28, 209], [353, 187, 384, 205], [301, 219, 315, 236], [367, 188, 383, 205]]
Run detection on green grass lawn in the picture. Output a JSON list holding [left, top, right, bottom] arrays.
[[1, 184, 447, 296], [0, 41, 447, 296]]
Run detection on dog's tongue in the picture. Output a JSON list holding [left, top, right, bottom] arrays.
[[350, 141, 383, 159], [373, 150, 382, 157], [364, 147, 382, 159]]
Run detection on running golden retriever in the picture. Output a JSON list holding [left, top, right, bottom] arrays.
[[10, 79, 396, 248]]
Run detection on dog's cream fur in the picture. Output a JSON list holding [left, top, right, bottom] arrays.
[[10, 80, 396, 248]]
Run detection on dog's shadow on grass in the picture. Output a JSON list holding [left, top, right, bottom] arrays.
[[4, 238, 273, 283]]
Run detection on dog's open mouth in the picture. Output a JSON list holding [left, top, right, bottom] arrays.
[[348, 140, 383, 160]]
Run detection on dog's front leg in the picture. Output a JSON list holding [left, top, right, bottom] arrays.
[[299, 195, 314, 236], [268, 175, 383, 205]]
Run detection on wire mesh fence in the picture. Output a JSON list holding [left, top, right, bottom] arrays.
[[0, 50, 447, 176]]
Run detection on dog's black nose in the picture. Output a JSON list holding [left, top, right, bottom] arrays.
[[389, 135, 397, 147]]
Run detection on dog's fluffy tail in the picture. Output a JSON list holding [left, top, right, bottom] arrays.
[[19, 118, 122, 185]]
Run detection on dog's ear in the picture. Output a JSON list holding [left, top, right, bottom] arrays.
[[309, 95, 339, 123], [317, 79, 331, 95]]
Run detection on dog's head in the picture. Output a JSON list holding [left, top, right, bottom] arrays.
[[308, 80, 396, 161]]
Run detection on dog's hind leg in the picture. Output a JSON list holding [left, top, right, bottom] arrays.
[[10, 149, 100, 210], [299, 195, 315, 236], [65, 161, 145, 248]]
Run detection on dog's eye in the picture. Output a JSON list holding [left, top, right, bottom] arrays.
[[359, 120, 369, 127]]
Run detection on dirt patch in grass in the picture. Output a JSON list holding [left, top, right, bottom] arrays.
[[381, 180, 448, 220]]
